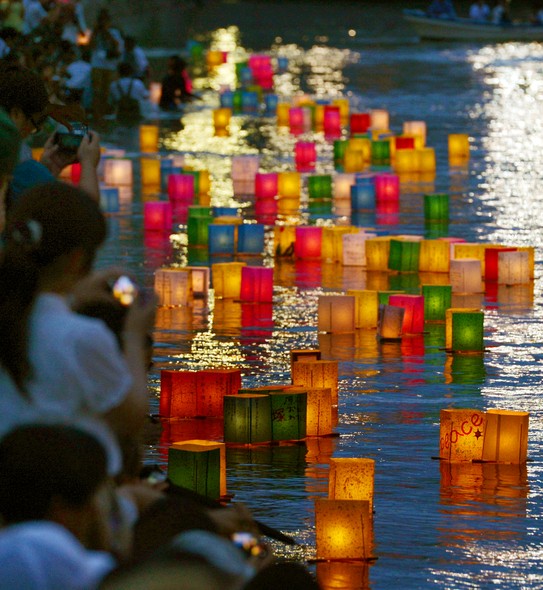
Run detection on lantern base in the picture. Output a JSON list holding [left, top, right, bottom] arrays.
[[308, 557, 378, 564]]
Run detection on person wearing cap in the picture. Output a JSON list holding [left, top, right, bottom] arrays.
[[0, 106, 22, 232]]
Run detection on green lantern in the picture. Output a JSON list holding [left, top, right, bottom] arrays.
[[422, 284, 452, 322], [424, 193, 449, 222], [388, 239, 420, 272], [371, 140, 391, 165], [167, 444, 221, 499], [187, 206, 213, 247], [269, 390, 307, 442], [308, 175, 333, 200], [447, 310, 484, 352], [223, 394, 272, 444], [333, 140, 348, 170]]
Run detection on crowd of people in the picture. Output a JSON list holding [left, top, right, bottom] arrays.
[[0, 2, 321, 589], [427, 0, 543, 24]]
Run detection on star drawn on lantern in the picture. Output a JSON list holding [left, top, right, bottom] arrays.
[[474, 429, 482, 439]]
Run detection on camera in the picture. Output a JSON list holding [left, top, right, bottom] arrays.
[[54, 122, 88, 153], [111, 275, 138, 306]]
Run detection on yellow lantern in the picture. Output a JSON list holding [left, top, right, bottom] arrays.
[[419, 239, 450, 273], [306, 387, 333, 437], [276, 102, 291, 127], [448, 133, 470, 162], [328, 458, 375, 512], [347, 289, 379, 329], [292, 360, 339, 405], [140, 158, 161, 187], [322, 226, 355, 262], [415, 147, 436, 173], [481, 410, 529, 464], [333, 98, 350, 126], [343, 148, 365, 173], [318, 295, 355, 333], [139, 124, 159, 153], [370, 109, 389, 131], [211, 261, 246, 299], [439, 408, 486, 462], [394, 148, 417, 173], [347, 137, 371, 163], [365, 237, 391, 271], [213, 108, 232, 136], [314, 499, 373, 561], [278, 171, 301, 198]]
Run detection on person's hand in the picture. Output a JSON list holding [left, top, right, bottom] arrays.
[[207, 503, 260, 538], [77, 130, 101, 169], [46, 102, 87, 129], [39, 132, 77, 176], [70, 266, 129, 310], [122, 289, 157, 340], [117, 481, 166, 515]]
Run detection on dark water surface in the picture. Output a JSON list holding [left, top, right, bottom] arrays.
[[97, 31, 543, 589]]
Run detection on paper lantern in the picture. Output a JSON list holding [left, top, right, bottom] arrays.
[[100, 187, 120, 213], [223, 394, 272, 444], [439, 408, 486, 462], [347, 289, 379, 329], [388, 294, 424, 334], [333, 140, 349, 169], [104, 159, 133, 185], [403, 120, 426, 145], [481, 410, 529, 464], [497, 251, 531, 285], [306, 387, 333, 437], [328, 458, 375, 512], [314, 499, 373, 561], [342, 232, 376, 267], [485, 247, 518, 282], [255, 172, 278, 199], [240, 266, 274, 302], [144, 201, 172, 232], [160, 368, 242, 418], [273, 225, 296, 257], [276, 102, 290, 126], [208, 224, 236, 255], [388, 239, 420, 273], [206, 49, 224, 68], [308, 175, 333, 200], [185, 266, 210, 298], [394, 148, 417, 173], [318, 295, 355, 333], [349, 138, 372, 163], [374, 173, 399, 203], [323, 106, 342, 139], [139, 124, 159, 153], [321, 227, 353, 262], [278, 171, 301, 198], [212, 262, 246, 299], [377, 304, 404, 339], [365, 237, 391, 271], [317, 562, 370, 590], [213, 108, 232, 136], [289, 107, 305, 135], [140, 158, 161, 187], [370, 109, 389, 131], [292, 360, 338, 405], [294, 141, 316, 172], [445, 308, 484, 353], [416, 147, 436, 173], [350, 113, 370, 135], [371, 140, 390, 165], [168, 174, 195, 203], [424, 193, 449, 222], [419, 240, 450, 273], [237, 224, 265, 255], [268, 390, 307, 441], [295, 226, 322, 259], [422, 284, 451, 322], [448, 133, 470, 161], [350, 181, 375, 211], [168, 441, 225, 499], [343, 148, 365, 173], [450, 259, 483, 294], [187, 206, 212, 247], [154, 268, 193, 306], [290, 349, 322, 366], [264, 93, 278, 116], [395, 136, 415, 151]]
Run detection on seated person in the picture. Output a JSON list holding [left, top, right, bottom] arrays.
[[469, 0, 491, 20], [427, 0, 456, 18]]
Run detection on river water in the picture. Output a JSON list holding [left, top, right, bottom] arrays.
[[97, 28, 543, 589]]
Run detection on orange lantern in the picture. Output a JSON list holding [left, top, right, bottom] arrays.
[[278, 171, 301, 198], [139, 124, 159, 153], [328, 458, 375, 512], [318, 295, 355, 333], [213, 108, 232, 136], [449, 259, 483, 294], [377, 304, 404, 340], [322, 227, 355, 262], [306, 387, 334, 437], [290, 349, 321, 367], [317, 561, 370, 590], [497, 251, 531, 285], [292, 360, 339, 405], [439, 408, 486, 462], [347, 289, 379, 329], [481, 410, 529, 464], [211, 262, 246, 299]]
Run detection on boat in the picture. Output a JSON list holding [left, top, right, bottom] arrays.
[[403, 9, 543, 42]]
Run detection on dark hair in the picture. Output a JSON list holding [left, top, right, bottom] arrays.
[[0, 62, 49, 117], [0, 182, 107, 392], [118, 61, 134, 78], [0, 424, 108, 523]]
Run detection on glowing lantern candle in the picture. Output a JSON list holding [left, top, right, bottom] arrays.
[[255, 172, 278, 199], [289, 107, 305, 135], [481, 410, 529, 464], [308, 175, 333, 200], [232, 155, 260, 195], [347, 289, 379, 329], [448, 133, 470, 161], [371, 140, 390, 165], [168, 174, 195, 202], [450, 259, 483, 294], [268, 390, 307, 441], [416, 147, 436, 173], [168, 441, 224, 499], [278, 171, 301, 198], [318, 295, 355, 333], [306, 387, 333, 437], [394, 149, 417, 174], [292, 360, 339, 405], [139, 124, 159, 153], [439, 408, 486, 462], [378, 304, 405, 340], [388, 239, 421, 272], [314, 499, 373, 561], [403, 120, 426, 146], [422, 284, 452, 322], [498, 251, 530, 285], [323, 106, 342, 139], [276, 102, 290, 126], [104, 159, 133, 185], [223, 394, 272, 444], [365, 237, 391, 271], [294, 226, 322, 259], [445, 308, 484, 352], [160, 368, 242, 418], [349, 138, 372, 163], [213, 108, 232, 136], [374, 173, 399, 203], [350, 113, 370, 135], [154, 268, 192, 306], [485, 247, 517, 282], [321, 227, 353, 262], [240, 266, 274, 303], [144, 201, 172, 232], [334, 173, 356, 199], [100, 187, 119, 213], [370, 109, 389, 131], [328, 458, 375, 511], [419, 240, 450, 273], [388, 294, 424, 334], [211, 262, 246, 299], [208, 224, 236, 255], [237, 224, 265, 255]]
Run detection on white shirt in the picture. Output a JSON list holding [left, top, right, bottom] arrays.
[[0, 521, 115, 590], [90, 28, 124, 71], [469, 3, 490, 20], [109, 76, 150, 103], [23, 0, 47, 34], [65, 60, 92, 90], [0, 293, 132, 466]]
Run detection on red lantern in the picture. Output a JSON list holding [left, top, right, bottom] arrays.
[[240, 266, 274, 303]]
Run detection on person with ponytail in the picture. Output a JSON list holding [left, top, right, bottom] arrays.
[[0, 181, 155, 466]]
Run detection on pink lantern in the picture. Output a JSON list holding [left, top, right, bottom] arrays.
[[294, 226, 322, 259], [289, 107, 305, 135], [255, 172, 278, 199], [323, 106, 342, 139], [388, 294, 425, 334], [168, 174, 195, 202], [374, 172, 400, 203], [255, 199, 278, 216], [294, 141, 317, 172], [144, 201, 173, 232], [71, 163, 82, 185], [240, 266, 274, 303]]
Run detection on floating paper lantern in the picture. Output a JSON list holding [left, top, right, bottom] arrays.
[[295, 226, 322, 259], [212, 262, 246, 299], [445, 308, 484, 353], [333, 140, 349, 169], [321, 227, 354, 262], [306, 387, 333, 437], [422, 284, 452, 322], [450, 259, 483, 294], [365, 237, 391, 271], [424, 193, 449, 222], [168, 441, 224, 499], [292, 360, 339, 405], [395, 136, 415, 151], [268, 390, 307, 441], [350, 182, 375, 211], [318, 295, 355, 333], [350, 113, 371, 135], [308, 175, 333, 200], [394, 148, 417, 174], [342, 231, 377, 267], [290, 349, 322, 366], [481, 410, 529, 464], [314, 499, 373, 561], [185, 266, 210, 298], [144, 201, 172, 232], [278, 171, 301, 198], [343, 148, 365, 173], [349, 138, 372, 163], [377, 304, 404, 340], [160, 368, 242, 418], [255, 172, 278, 199], [187, 206, 213, 247], [448, 133, 470, 161], [416, 147, 436, 173], [237, 224, 265, 255], [371, 140, 390, 165], [347, 289, 379, 329], [223, 394, 272, 444], [213, 108, 232, 136], [264, 93, 278, 116], [154, 268, 192, 306], [388, 239, 420, 273], [439, 408, 486, 462], [100, 187, 120, 213], [289, 107, 305, 135], [328, 457, 375, 512], [168, 174, 195, 202], [294, 141, 316, 172], [140, 158, 161, 187], [206, 49, 224, 68], [240, 266, 274, 302], [419, 240, 450, 273], [208, 224, 236, 255], [104, 159, 133, 185], [139, 124, 159, 153], [388, 294, 424, 334], [323, 106, 342, 138], [484, 247, 517, 282], [497, 251, 531, 285], [276, 102, 290, 126], [370, 109, 389, 131], [374, 173, 399, 203], [403, 120, 426, 145]]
